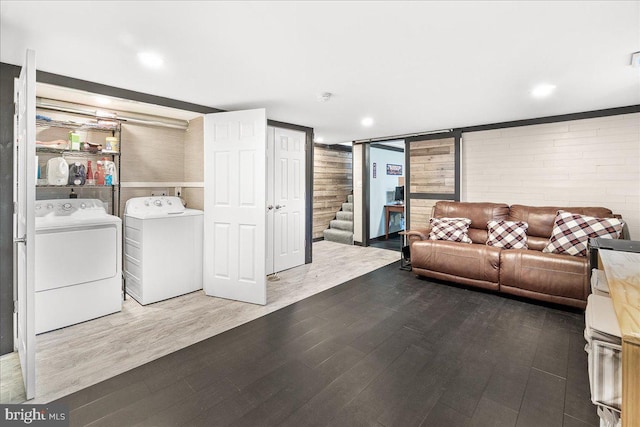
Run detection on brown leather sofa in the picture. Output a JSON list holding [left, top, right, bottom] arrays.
[[407, 201, 622, 309]]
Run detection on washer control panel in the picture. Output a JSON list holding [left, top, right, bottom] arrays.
[[125, 196, 185, 217]]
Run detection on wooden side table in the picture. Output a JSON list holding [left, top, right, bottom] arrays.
[[384, 204, 404, 239]]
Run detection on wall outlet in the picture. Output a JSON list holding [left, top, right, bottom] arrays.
[[151, 189, 168, 196]]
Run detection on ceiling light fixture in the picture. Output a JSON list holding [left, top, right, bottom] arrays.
[[137, 51, 164, 69], [531, 83, 556, 98], [361, 117, 374, 127]]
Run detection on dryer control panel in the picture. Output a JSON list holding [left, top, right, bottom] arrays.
[[35, 199, 108, 217]]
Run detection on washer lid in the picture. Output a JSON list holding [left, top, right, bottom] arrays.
[[125, 196, 199, 219]]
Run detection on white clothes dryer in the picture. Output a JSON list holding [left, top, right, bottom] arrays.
[[124, 196, 203, 305], [35, 199, 122, 334]]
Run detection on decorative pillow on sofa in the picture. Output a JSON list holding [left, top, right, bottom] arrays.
[[543, 210, 624, 257], [429, 217, 472, 243], [486, 220, 529, 249]]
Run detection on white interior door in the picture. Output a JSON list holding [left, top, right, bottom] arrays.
[[272, 127, 306, 273], [13, 49, 36, 400], [203, 109, 267, 305]]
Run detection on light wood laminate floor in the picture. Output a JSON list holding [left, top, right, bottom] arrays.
[[0, 351, 26, 404], [20, 241, 397, 404]]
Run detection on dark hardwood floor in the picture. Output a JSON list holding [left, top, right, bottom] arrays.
[[368, 234, 402, 252], [54, 263, 598, 427]]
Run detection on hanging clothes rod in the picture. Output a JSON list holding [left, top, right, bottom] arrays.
[[36, 98, 190, 130]]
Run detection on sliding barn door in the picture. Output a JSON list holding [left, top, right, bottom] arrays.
[[405, 132, 461, 229]]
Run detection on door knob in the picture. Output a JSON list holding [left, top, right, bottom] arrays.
[[267, 205, 274, 211], [275, 205, 286, 210]]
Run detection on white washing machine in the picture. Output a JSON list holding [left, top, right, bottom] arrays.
[[124, 196, 203, 305], [35, 199, 122, 334]]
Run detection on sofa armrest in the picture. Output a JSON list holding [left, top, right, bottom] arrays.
[[614, 214, 630, 240], [405, 228, 431, 244]]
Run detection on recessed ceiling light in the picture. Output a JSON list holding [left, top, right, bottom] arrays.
[[95, 96, 110, 105], [361, 117, 374, 127], [314, 136, 324, 143], [317, 92, 332, 102], [531, 83, 556, 98], [137, 51, 164, 69]]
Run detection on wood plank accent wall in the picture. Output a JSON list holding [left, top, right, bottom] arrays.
[[313, 145, 353, 239], [409, 137, 455, 194], [409, 199, 439, 229]]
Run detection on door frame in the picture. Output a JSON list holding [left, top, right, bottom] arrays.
[[359, 140, 407, 247], [363, 142, 406, 246]]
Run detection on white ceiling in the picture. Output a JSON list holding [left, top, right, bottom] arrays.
[[2, 1, 639, 144]]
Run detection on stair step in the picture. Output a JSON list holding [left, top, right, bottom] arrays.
[[336, 211, 353, 221], [347, 194, 353, 203], [323, 229, 354, 245], [330, 219, 353, 231], [342, 202, 353, 212]]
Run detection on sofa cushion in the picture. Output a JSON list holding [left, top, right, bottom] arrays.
[[542, 211, 624, 257], [429, 217, 472, 243], [411, 240, 501, 284], [486, 220, 529, 249], [500, 249, 589, 304], [434, 202, 509, 244]]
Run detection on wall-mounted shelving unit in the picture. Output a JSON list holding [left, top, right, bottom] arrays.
[[35, 115, 122, 216]]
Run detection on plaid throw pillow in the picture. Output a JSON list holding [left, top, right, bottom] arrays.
[[543, 211, 624, 257], [429, 217, 472, 243], [486, 220, 529, 249]]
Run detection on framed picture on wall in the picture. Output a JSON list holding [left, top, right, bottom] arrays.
[[387, 164, 402, 175]]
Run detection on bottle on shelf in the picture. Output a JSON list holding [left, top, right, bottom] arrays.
[[95, 161, 105, 185], [86, 160, 94, 185], [104, 136, 119, 153], [102, 156, 117, 186], [69, 188, 78, 199], [68, 131, 81, 151]]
